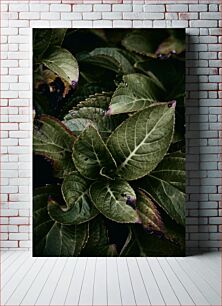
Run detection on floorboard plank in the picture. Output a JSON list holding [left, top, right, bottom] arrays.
[[21, 258, 57, 305], [136, 258, 165, 305], [176, 257, 221, 305], [93, 257, 107, 306], [106, 258, 122, 306], [127, 257, 150, 305], [50, 258, 78, 305], [78, 257, 96, 306], [35, 258, 67, 305], [1, 252, 30, 289], [65, 257, 87, 306], [4, 257, 45, 305], [117, 257, 136, 305], [147, 258, 180, 305], [183, 256, 220, 294], [167, 257, 210, 305], [2, 252, 22, 273], [157, 258, 195, 305]]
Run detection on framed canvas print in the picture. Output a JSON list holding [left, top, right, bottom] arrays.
[[33, 29, 185, 257]]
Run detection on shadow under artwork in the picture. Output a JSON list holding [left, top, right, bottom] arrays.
[[33, 28, 186, 257]]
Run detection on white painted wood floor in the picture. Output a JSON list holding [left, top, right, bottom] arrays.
[[1, 251, 221, 306]]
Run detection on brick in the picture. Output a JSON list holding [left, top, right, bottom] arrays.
[[9, 233, 29, 240], [93, 4, 111, 11], [9, 217, 29, 225], [112, 4, 132, 11], [189, 4, 207, 11], [83, 12, 102, 19], [19, 12, 40, 19], [41, 12, 60, 20], [50, 4, 71, 11], [9, 4, 28, 11], [93, 20, 112, 28], [133, 5, 143, 12], [61, 12, 82, 20], [200, 12, 221, 19], [113, 20, 132, 27], [123, 12, 164, 19], [29, 4, 49, 11], [1, 209, 18, 216], [73, 4, 92, 12], [166, 5, 188, 12], [72, 20, 93, 28], [190, 20, 217, 28], [143, 5, 165, 12], [1, 241, 18, 248]]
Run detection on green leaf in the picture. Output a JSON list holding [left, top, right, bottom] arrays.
[[72, 125, 116, 180], [63, 92, 125, 139], [48, 172, 98, 225], [82, 47, 134, 74], [50, 29, 67, 47], [135, 58, 185, 100], [89, 180, 138, 223], [107, 102, 175, 181], [42, 47, 79, 86], [136, 190, 164, 233], [156, 35, 185, 55], [33, 29, 52, 60], [82, 216, 117, 256], [133, 225, 184, 256], [120, 226, 140, 256], [139, 152, 185, 225], [33, 115, 76, 178], [33, 185, 89, 256], [122, 29, 167, 57], [107, 73, 165, 115]]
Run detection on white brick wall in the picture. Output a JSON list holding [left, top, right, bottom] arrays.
[[0, 0, 221, 254]]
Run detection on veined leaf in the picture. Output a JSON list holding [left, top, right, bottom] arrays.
[[50, 29, 67, 47], [82, 47, 134, 74], [33, 29, 52, 60], [33, 115, 76, 178], [64, 92, 125, 139], [135, 58, 185, 100], [139, 152, 185, 225], [89, 180, 138, 223], [82, 216, 117, 256], [48, 172, 98, 225], [33, 185, 89, 256], [136, 190, 164, 233], [133, 225, 184, 256], [42, 47, 79, 86], [156, 35, 185, 55], [107, 102, 175, 181], [107, 73, 165, 115], [72, 125, 116, 180], [122, 30, 167, 57]]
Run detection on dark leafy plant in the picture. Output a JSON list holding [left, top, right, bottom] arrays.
[[33, 29, 185, 257]]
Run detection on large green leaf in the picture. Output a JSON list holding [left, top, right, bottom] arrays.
[[89, 180, 138, 223], [82, 216, 117, 256], [135, 58, 185, 100], [107, 73, 165, 115], [107, 102, 175, 181], [133, 225, 184, 256], [139, 152, 185, 225], [33, 115, 76, 178], [156, 35, 185, 55], [48, 172, 98, 225], [72, 125, 116, 180], [33, 185, 89, 256], [63, 92, 125, 139], [81, 47, 134, 74], [122, 30, 167, 57], [136, 190, 164, 233], [42, 47, 79, 86]]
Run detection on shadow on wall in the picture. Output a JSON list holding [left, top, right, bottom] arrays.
[[186, 34, 205, 256]]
